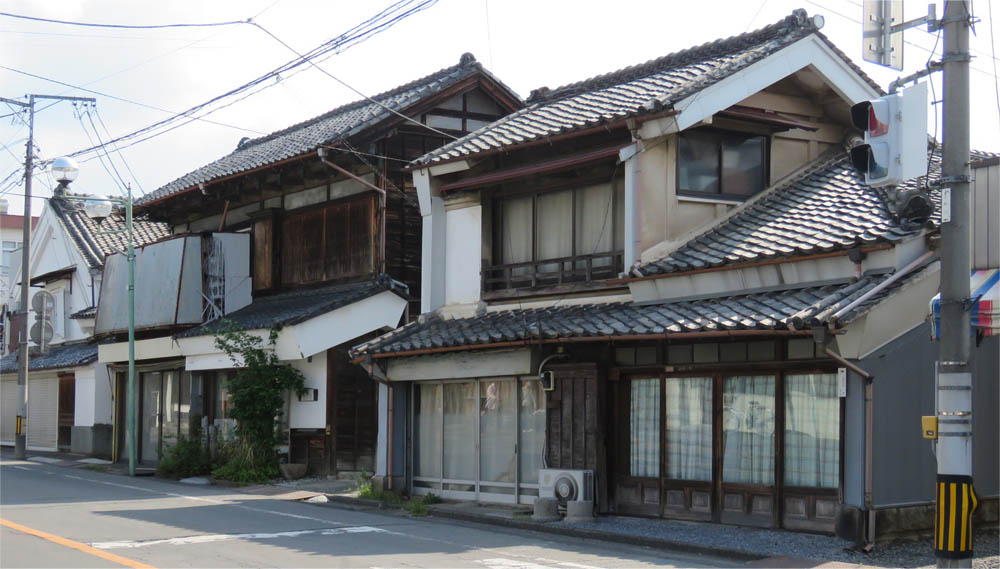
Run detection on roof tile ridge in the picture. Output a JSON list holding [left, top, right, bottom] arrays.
[[526, 10, 815, 105]]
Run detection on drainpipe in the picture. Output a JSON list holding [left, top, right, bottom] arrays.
[[830, 251, 935, 327], [387, 384, 394, 491], [318, 148, 387, 274], [621, 122, 643, 270]]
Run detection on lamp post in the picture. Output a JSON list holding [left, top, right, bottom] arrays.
[[52, 157, 137, 477]]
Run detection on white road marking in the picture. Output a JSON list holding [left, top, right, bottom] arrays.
[[478, 558, 554, 569], [533, 558, 605, 569], [78, 458, 112, 465], [92, 526, 388, 549]]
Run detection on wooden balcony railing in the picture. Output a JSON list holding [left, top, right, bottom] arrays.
[[482, 250, 624, 292]]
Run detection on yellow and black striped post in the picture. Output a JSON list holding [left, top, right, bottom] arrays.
[[935, 474, 978, 559]]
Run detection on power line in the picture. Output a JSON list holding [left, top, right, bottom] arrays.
[[0, 11, 250, 30], [0, 65, 266, 135], [94, 108, 146, 195], [988, 0, 1000, 124], [58, 0, 441, 162]]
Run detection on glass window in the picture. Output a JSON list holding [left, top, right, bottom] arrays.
[[414, 383, 442, 478], [722, 375, 775, 485], [519, 380, 545, 484], [480, 380, 516, 483], [630, 378, 660, 477], [665, 377, 713, 481], [785, 373, 840, 488], [443, 382, 476, 480], [678, 129, 767, 199]]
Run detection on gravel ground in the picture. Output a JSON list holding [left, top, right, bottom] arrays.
[[564, 516, 998, 568]]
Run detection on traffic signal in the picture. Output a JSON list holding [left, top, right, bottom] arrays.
[[849, 82, 927, 187]]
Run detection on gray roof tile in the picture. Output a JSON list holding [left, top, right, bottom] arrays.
[[140, 54, 517, 206], [351, 271, 931, 358], [0, 341, 98, 373], [177, 276, 407, 338], [50, 195, 169, 270], [415, 10, 880, 166]]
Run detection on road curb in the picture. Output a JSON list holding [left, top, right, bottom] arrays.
[[317, 494, 764, 562]]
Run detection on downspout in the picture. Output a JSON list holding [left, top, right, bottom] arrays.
[[317, 148, 387, 274], [387, 384, 394, 491], [621, 122, 643, 270]]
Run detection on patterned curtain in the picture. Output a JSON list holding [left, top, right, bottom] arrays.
[[630, 378, 660, 478], [665, 377, 713, 481], [784, 373, 840, 488], [722, 375, 775, 485]]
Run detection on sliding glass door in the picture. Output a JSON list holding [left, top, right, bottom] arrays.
[[412, 377, 544, 504]]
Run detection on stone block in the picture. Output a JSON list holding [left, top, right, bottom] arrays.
[[564, 499, 594, 523], [532, 497, 560, 522]]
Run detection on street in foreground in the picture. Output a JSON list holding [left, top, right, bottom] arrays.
[[0, 457, 729, 569]]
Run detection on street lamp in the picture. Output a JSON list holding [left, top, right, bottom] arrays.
[[52, 157, 137, 477]]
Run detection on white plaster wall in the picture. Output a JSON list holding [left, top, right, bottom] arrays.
[[444, 205, 482, 306], [288, 351, 327, 429], [93, 363, 112, 424], [74, 366, 96, 427]]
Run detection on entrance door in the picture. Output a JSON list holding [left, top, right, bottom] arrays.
[[661, 376, 714, 521], [719, 374, 776, 527], [140, 372, 162, 463], [58, 375, 75, 450], [328, 350, 377, 474]]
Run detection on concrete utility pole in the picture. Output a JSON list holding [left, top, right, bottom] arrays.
[[935, 1, 976, 567], [0, 94, 95, 459]]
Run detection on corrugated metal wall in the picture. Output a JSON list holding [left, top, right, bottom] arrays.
[[862, 322, 999, 507], [27, 375, 58, 450], [972, 160, 999, 270]]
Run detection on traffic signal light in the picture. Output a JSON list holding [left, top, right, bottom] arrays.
[[849, 82, 928, 187]]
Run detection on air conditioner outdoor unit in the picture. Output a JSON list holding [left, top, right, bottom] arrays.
[[539, 468, 594, 507]]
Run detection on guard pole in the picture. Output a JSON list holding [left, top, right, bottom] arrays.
[[14, 95, 35, 460], [936, 1, 976, 566]]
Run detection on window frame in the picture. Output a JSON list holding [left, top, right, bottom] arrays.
[[676, 127, 770, 201]]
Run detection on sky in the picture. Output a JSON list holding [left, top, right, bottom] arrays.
[[1, 0, 998, 218]]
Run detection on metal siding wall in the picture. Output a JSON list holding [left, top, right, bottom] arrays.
[[972, 335, 999, 497], [27, 376, 58, 450], [971, 163, 999, 270], [1, 379, 18, 443], [842, 370, 866, 507], [864, 322, 999, 506]]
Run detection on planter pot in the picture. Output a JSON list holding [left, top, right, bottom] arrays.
[[279, 463, 307, 480]]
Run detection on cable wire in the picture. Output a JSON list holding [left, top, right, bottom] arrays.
[[0, 11, 250, 30], [988, 0, 1000, 125]]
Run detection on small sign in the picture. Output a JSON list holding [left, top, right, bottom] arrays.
[[941, 187, 952, 223], [837, 367, 848, 397]]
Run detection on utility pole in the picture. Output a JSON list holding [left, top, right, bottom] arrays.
[[0, 94, 95, 459], [936, 1, 976, 567]]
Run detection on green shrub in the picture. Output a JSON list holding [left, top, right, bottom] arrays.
[[210, 438, 278, 485], [407, 500, 428, 516], [357, 481, 403, 504], [421, 492, 441, 505], [157, 435, 212, 479]]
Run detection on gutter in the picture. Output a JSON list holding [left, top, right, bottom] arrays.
[[828, 251, 935, 327]]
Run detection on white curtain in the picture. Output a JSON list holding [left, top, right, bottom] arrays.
[[519, 380, 546, 484], [480, 380, 517, 483], [536, 190, 574, 275], [722, 375, 775, 485], [630, 378, 660, 478], [443, 382, 477, 480], [575, 184, 614, 266], [784, 373, 839, 488], [414, 383, 442, 478], [665, 377, 713, 481], [501, 196, 533, 280]]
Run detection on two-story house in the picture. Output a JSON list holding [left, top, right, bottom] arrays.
[[95, 54, 521, 475], [0, 192, 167, 455], [0, 201, 37, 348], [351, 10, 998, 542]]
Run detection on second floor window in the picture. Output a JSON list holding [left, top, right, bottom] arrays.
[[489, 183, 624, 290], [678, 129, 768, 200]]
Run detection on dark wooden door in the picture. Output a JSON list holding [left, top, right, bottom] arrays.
[[545, 363, 607, 511], [58, 374, 75, 450], [327, 349, 377, 474]]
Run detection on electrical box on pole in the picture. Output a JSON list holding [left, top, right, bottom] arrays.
[[849, 82, 928, 187]]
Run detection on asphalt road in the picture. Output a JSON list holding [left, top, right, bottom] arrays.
[[0, 457, 732, 569]]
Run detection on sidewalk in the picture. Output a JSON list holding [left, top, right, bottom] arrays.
[[5, 447, 996, 568]]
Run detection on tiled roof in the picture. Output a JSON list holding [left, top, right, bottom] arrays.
[[633, 147, 997, 278], [352, 269, 928, 357], [69, 306, 97, 319], [139, 53, 517, 206], [49, 195, 169, 270], [177, 276, 408, 338], [0, 341, 97, 373], [415, 10, 879, 166]]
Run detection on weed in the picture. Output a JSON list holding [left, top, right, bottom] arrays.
[[81, 464, 109, 473], [357, 481, 403, 504], [157, 434, 212, 479], [407, 500, 428, 516]]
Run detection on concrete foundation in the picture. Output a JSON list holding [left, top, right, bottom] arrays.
[[564, 500, 594, 523], [874, 497, 999, 540], [70, 424, 113, 458], [532, 497, 561, 522]]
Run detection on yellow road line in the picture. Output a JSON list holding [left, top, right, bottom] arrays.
[[0, 517, 156, 569]]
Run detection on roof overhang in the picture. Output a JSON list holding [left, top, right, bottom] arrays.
[[638, 34, 881, 140], [29, 265, 76, 287]]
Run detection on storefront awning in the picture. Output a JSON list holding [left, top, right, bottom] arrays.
[[930, 269, 999, 339]]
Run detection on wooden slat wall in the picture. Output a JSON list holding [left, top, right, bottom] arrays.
[[545, 362, 608, 511], [281, 196, 374, 286]]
